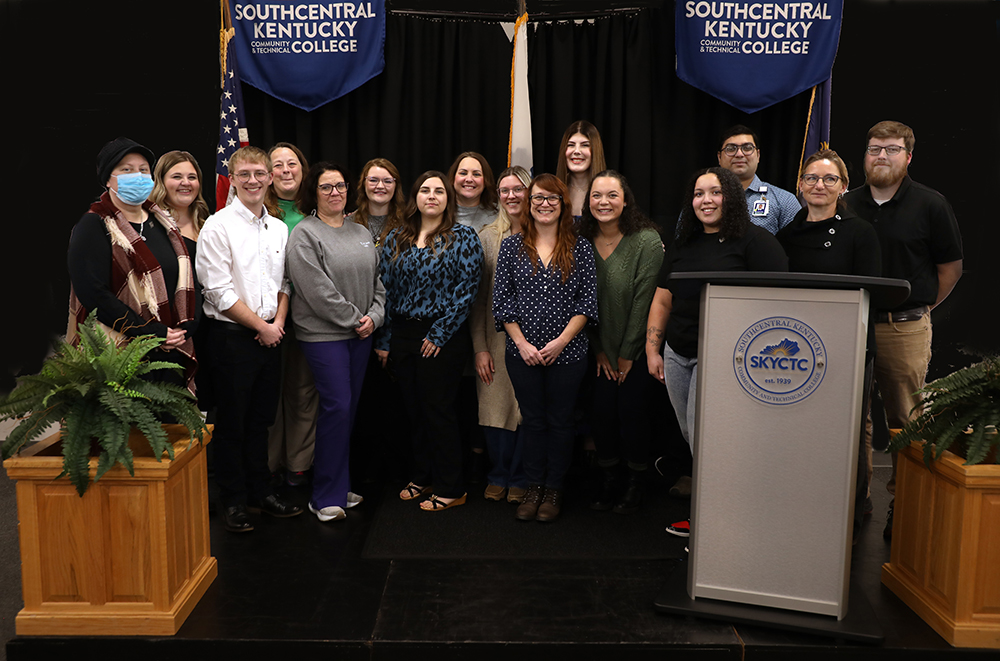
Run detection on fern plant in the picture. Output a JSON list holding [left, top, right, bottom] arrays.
[[0, 311, 207, 495], [890, 355, 1000, 466]]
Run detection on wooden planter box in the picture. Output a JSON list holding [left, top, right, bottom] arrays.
[[881, 442, 1000, 648], [3, 424, 217, 636]]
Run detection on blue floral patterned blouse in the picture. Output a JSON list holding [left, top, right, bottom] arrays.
[[376, 224, 483, 350]]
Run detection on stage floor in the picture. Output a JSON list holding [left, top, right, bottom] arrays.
[[5, 465, 997, 661]]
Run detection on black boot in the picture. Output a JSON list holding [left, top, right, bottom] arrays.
[[589, 465, 618, 511], [613, 468, 644, 514]]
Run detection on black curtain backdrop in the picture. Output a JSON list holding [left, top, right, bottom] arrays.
[[527, 8, 812, 228], [243, 15, 514, 199], [3, 0, 998, 386], [245, 8, 813, 230]]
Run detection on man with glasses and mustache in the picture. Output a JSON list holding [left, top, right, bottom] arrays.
[[717, 124, 801, 234], [844, 120, 963, 541], [197, 146, 303, 533]]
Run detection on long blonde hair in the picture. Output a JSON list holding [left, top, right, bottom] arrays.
[[151, 151, 210, 231], [484, 165, 531, 242]]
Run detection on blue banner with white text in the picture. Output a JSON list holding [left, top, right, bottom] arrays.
[[675, 1, 843, 114], [228, 1, 385, 111]]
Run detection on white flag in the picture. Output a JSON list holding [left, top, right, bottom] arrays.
[[508, 12, 533, 171]]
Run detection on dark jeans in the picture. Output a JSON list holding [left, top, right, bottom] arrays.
[[591, 353, 654, 470], [506, 354, 587, 490], [210, 322, 282, 507], [484, 426, 526, 489], [390, 319, 469, 499]]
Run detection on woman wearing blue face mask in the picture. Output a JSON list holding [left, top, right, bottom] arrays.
[[67, 137, 200, 390]]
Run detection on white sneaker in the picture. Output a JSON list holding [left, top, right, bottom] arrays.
[[345, 492, 363, 509], [308, 502, 346, 522]]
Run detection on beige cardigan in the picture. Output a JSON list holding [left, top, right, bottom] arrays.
[[469, 216, 521, 431]]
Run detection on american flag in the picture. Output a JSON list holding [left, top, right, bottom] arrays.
[[800, 77, 832, 173], [216, 35, 249, 211]]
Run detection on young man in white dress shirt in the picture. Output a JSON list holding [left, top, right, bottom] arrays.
[[196, 146, 302, 532]]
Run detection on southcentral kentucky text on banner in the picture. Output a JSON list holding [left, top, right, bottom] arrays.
[[675, 1, 843, 113], [228, 1, 386, 111]]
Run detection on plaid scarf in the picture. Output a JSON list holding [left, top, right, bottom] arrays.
[[68, 192, 198, 392]]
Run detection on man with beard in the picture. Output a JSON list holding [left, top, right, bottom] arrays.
[[844, 121, 963, 541], [717, 124, 801, 234]]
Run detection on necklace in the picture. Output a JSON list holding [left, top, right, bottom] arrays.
[[602, 232, 622, 246]]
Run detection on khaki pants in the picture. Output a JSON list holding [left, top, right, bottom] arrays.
[[267, 329, 319, 473], [867, 314, 932, 496]]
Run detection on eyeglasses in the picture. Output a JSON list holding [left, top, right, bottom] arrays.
[[367, 176, 395, 186], [234, 170, 270, 183], [800, 174, 842, 186], [318, 182, 349, 195], [866, 145, 907, 156], [529, 194, 562, 206], [498, 186, 526, 196], [721, 143, 757, 156]]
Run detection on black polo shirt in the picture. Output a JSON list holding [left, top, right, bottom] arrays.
[[844, 176, 962, 312]]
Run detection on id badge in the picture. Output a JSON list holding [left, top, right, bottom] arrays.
[[751, 198, 769, 217]]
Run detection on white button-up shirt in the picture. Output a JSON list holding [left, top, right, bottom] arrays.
[[196, 196, 290, 324]]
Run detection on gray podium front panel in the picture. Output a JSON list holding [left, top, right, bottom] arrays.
[[688, 285, 868, 620]]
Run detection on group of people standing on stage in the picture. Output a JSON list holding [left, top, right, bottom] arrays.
[[67, 119, 961, 542]]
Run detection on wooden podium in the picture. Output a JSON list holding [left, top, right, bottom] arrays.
[[4, 424, 217, 636]]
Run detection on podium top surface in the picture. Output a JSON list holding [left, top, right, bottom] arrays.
[[667, 271, 910, 309]]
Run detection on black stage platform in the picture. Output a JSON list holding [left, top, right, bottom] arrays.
[[6, 467, 997, 661]]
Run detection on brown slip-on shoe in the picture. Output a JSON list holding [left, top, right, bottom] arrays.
[[484, 484, 507, 501], [507, 486, 527, 503]]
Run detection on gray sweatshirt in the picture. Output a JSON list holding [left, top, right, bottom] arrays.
[[285, 214, 386, 342]]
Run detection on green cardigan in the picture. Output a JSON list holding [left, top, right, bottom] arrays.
[[590, 228, 664, 365]]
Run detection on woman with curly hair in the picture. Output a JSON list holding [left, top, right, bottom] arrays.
[[645, 167, 787, 537], [493, 173, 598, 522], [375, 171, 484, 512], [151, 150, 211, 242], [555, 120, 607, 218], [579, 170, 663, 514], [352, 157, 406, 247]]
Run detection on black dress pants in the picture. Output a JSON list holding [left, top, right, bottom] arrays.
[[390, 319, 469, 499], [210, 322, 282, 507], [591, 353, 655, 470]]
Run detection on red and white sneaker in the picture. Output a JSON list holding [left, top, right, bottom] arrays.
[[665, 519, 691, 537]]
